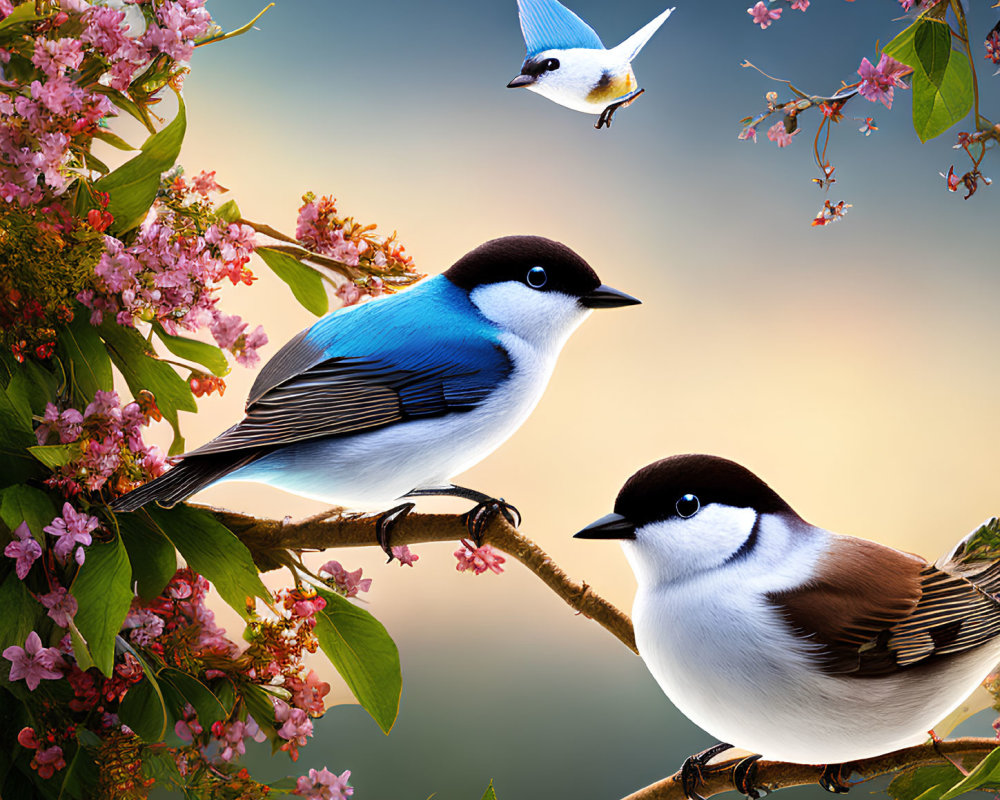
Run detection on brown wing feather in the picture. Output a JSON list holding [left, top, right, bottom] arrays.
[[768, 533, 1000, 677]]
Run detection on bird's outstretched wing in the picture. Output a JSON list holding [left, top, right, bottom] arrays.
[[767, 520, 1000, 676], [517, 0, 604, 56], [611, 7, 674, 64]]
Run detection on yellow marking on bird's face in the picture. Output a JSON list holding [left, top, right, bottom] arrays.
[[587, 69, 636, 104]]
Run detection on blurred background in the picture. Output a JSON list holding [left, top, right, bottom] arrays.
[[145, 0, 1000, 796]]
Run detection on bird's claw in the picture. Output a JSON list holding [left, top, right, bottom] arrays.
[[680, 743, 734, 800], [462, 498, 521, 545], [819, 763, 852, 794], [733, 754, 765, 800], [374, 502, 415, 563], [594, 87, 645, 130]]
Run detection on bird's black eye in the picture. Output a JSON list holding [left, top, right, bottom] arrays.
[[544, 58, 560, 71], [526, 266, 547, 288], [675, 494, 700, 519]]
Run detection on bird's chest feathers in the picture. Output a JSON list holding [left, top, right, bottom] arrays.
[[587, 69, 636, 104]]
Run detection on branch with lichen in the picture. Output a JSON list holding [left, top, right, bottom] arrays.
[[619, 739, 1000, 800], [201, 504, 638, 654]]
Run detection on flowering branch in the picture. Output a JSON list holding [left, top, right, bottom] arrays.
[[619, 738, 1000, 800], [202, 505, 639, 655]]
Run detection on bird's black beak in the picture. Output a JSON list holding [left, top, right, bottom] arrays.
[[580, 284, 641, 309], [507, 74, 535, 88], [574, 512, 636, 540]]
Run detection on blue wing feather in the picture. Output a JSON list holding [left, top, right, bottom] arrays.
[[517, 0, 604, 55], [188, 277, 511, 456]]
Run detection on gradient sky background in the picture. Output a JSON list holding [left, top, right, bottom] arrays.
[[135, 0, 1000, 797]]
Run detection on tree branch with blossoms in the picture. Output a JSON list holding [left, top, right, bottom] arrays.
[[739, 0, 999, 224]]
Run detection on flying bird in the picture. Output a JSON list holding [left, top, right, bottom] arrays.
[[112, 236, 640, 557], [507, 0, 674, 129], [576, 454, 1000, 795]]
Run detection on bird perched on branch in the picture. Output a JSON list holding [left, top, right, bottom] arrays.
[[112, 236, 639, 558], [507, 0, 674, 129], [576, 454, 1000, 796]]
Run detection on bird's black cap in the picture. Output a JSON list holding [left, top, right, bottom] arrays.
[[443, 235, 639, 307], [612, 454, 797, 528]]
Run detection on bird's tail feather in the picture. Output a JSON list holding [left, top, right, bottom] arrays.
[[110, 452, 260, 513], [612, 6, 674, 63]]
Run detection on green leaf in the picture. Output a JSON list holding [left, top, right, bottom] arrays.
[[57, 312, 113, 403], [117, 513, 177, 600], [157, 668, 227, 729], [480, 781, 498, 800], [215, 199, 241, 224], [937, 747, 1000, 800], [89, 86, 156, 134], [66, 620, 96, 673], [0, 2, 43, 32], [240, 682, 280, 740], [313, 586, 401, 734], [27, 444, 79, 470], [152, 322, 230, 377], [889, 765, 962, 800], [883, 19, 973, 142], [195, 3, 274, 46], [119, 674, 168, 743], [0, 484, 55, 543], [146, 505, 268, 617], [0, 572, 38, 652], [5, 361, 57, 420], [100, 321, 196, 455], [92, 129, 136, 152], [90, 96, 186, 233], [70, 535, 132, 675], [0, 390, 37, 488], [257, 247, 329, 316], [59, 741, 100, 800]]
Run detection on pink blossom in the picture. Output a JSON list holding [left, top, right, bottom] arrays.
[[748, 1, 781, 28], [33, 745, 66, 779], [790, 0, 809, 9], [43, 502, 99, 565], [319, 561, 372, 598], [454, 540, 506, 575], [294, 768, 354, 800], [273, 698, 314, 760], [766, 120, 797, 147], [39, 587, 78, 628], [234, 324, 268, 368], [35, 403, 83, 445], [192, 170, 221, 195], [336, 282, 363, 307], [3, 631, 65, 690], [737, 125, 757, 143], [289, 670, 331, 716], [211, 719, 250, 762], [124, 608, 165, 646], [857, 54, 912, 110], [391, 545, 419, 566], [5, 522, 42, 579], [210, 313, 246, 349]]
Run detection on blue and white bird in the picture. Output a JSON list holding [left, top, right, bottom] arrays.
[[112, 236, 640, 554], [507, 0, 674, 129]]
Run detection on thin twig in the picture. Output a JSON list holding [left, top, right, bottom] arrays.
[[620, 739, 1000, 800], [198, 505, 638, 654]]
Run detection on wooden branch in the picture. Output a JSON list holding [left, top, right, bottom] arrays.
[[199, 505, 637, 654], [620, 739, 1000, 800]]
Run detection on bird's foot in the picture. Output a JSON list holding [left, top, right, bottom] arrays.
[[374, 502, 415, 563], [733, 754, 765, 800], [680, 742, 734, 800], [594, 88, 645, 130], [819, 763, 852, 794], [462, 497, 521, 544]]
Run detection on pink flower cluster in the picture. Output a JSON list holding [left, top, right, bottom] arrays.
[[273, 697, 314, 761], [79, 199, 267, 366], [746, 0, 807, 29], [17, 727, 66, 780], [987, 30, 1000, 65], [454, 540, 506, 575], [857, 54, 912, 110], [294, 767, 354, 800], [144, 568, 237, 658], [296, 195, 361, 267], [0, 0, 211, 208], [766, 120, 797, 147], [43, 502, 99, 566], [3, 631, 64, 691], [319, 560, 373, 598], [36, 390, 167, 498]]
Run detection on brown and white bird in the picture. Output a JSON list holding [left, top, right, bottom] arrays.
[[575, 454, 1000, 770]]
